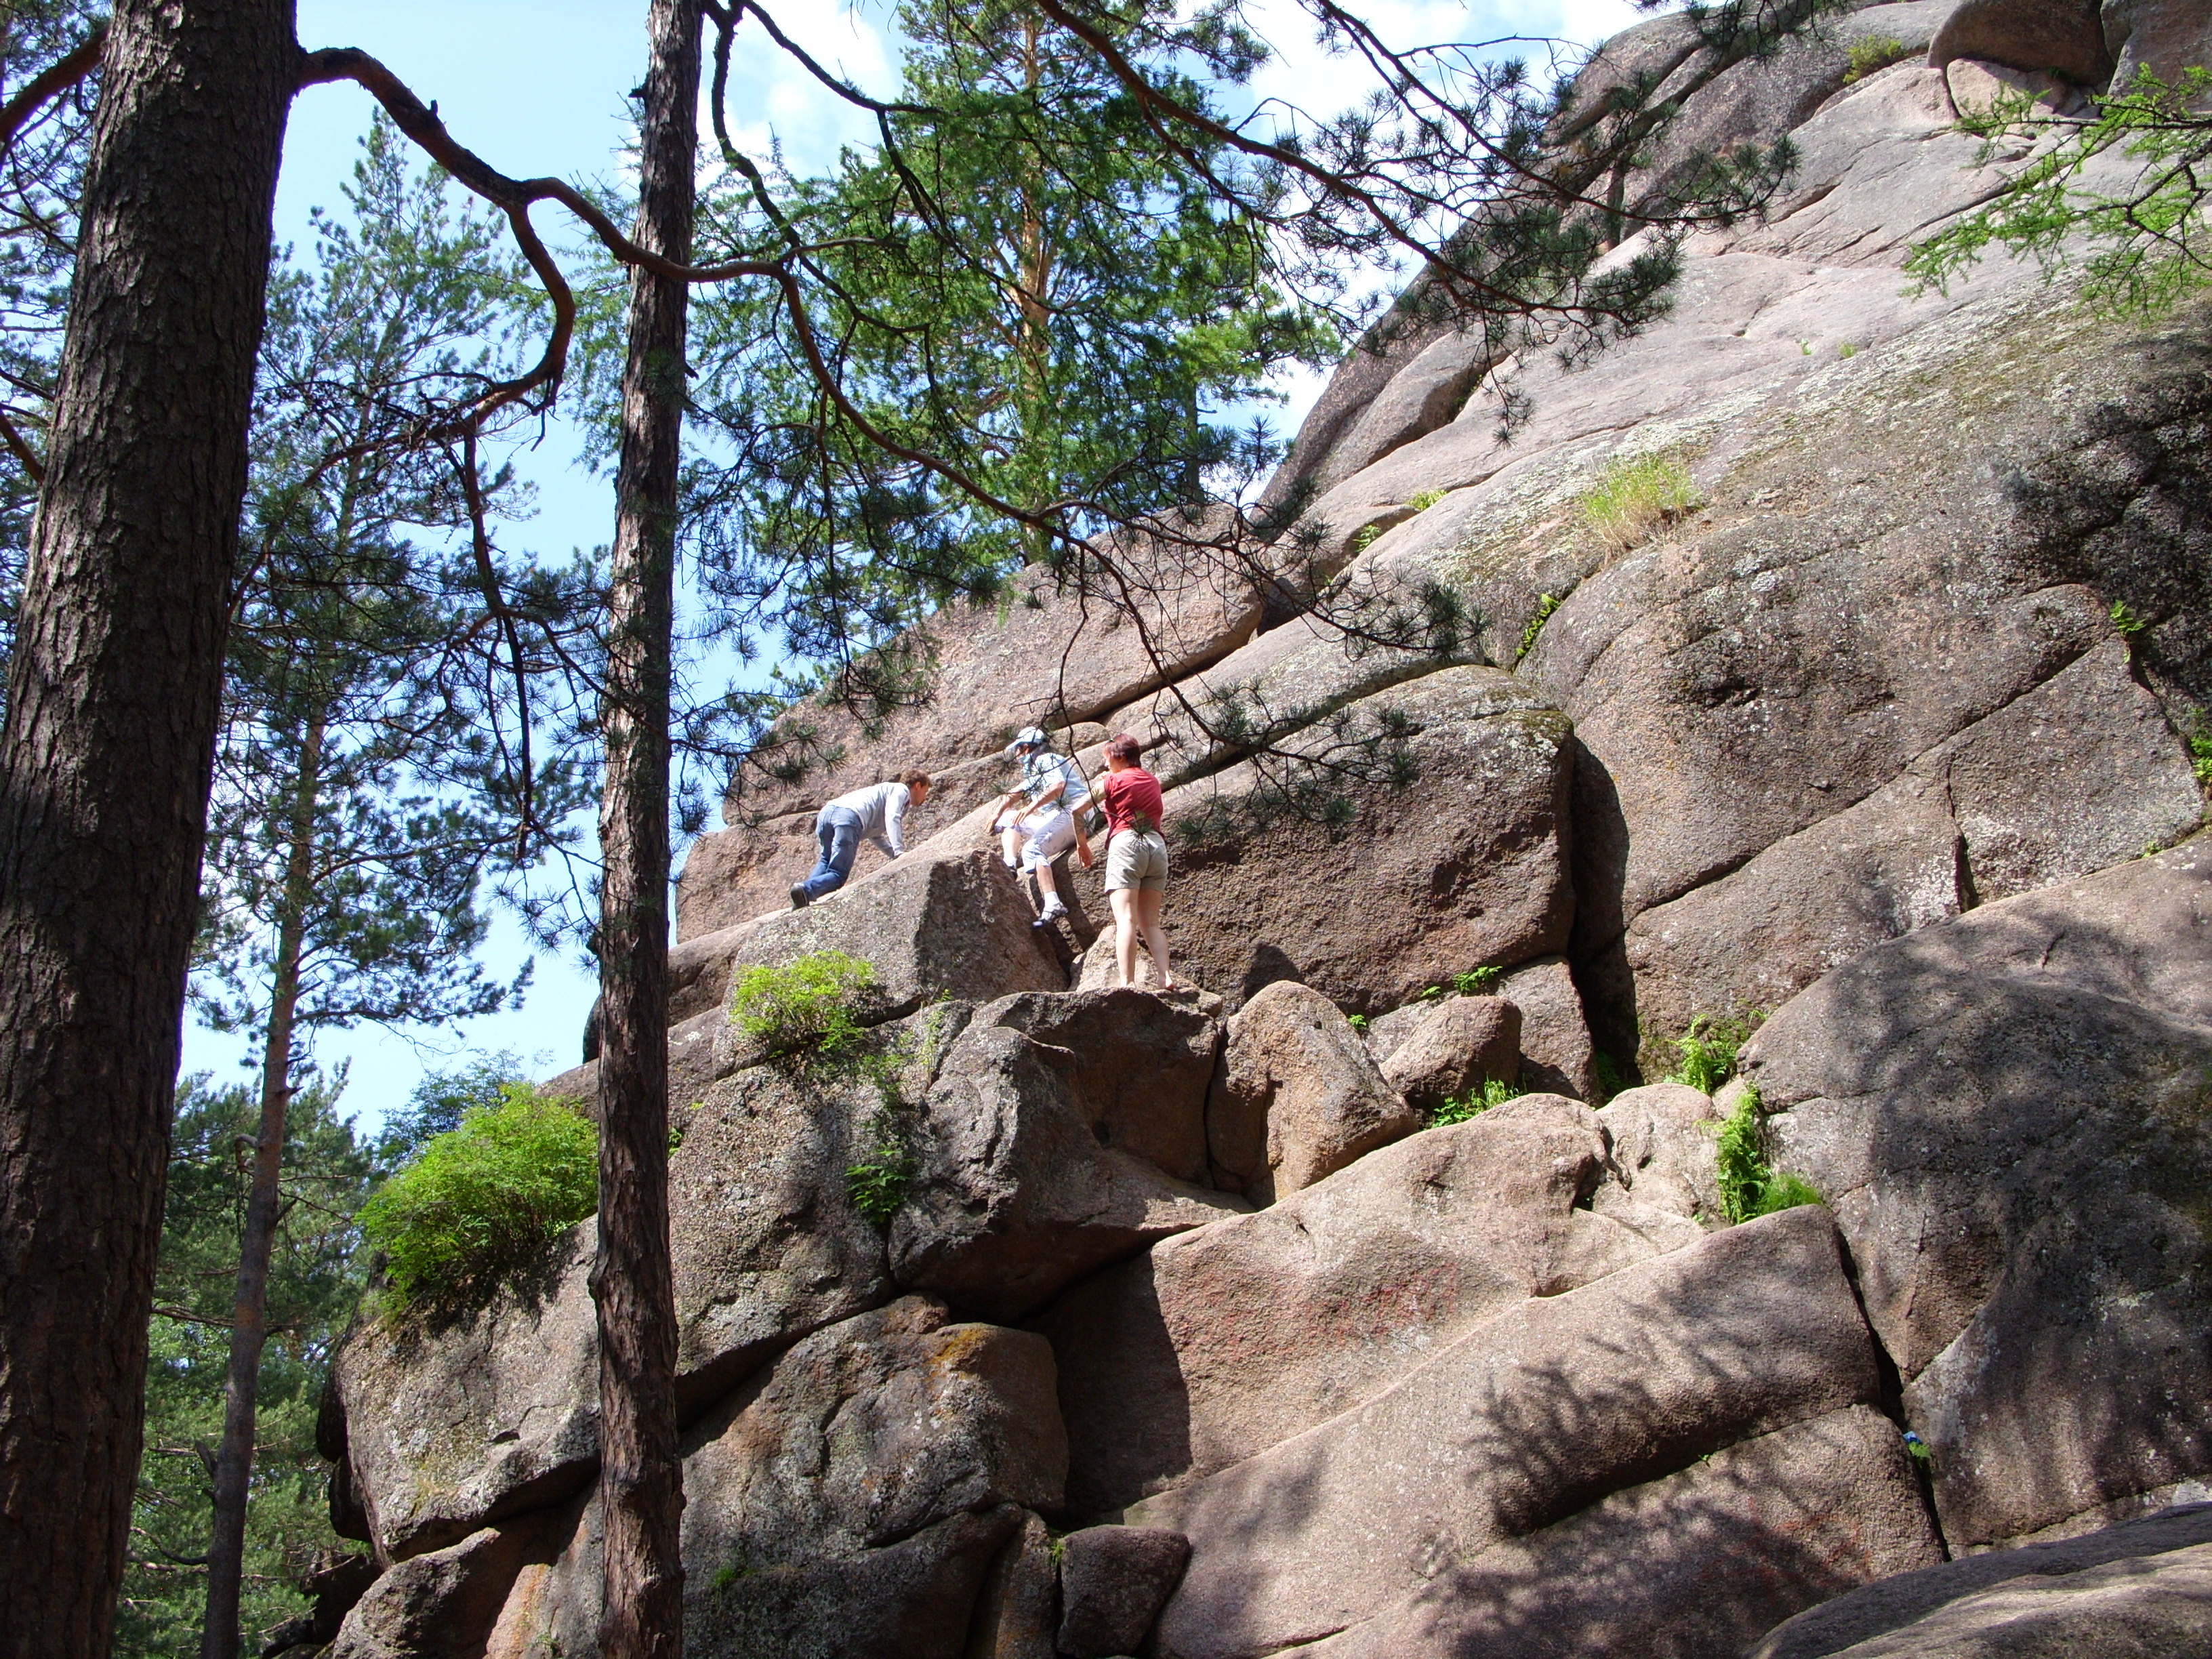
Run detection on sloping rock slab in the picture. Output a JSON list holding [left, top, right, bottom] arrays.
[[1157, 665, 1576, 1012], [668, 844, 1063, 1030], [1753, 1500, 2212, 1659], [1130, 1206, 1882, 1658], [1276, 1407, 1940, 1659], [1750, 837, 2212, 1549], [1038, 1097, 1697, 1520], [891, 1001, 1248, 1321]]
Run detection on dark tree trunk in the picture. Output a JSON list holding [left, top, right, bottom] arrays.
[[590, 1, 697, 1654], [201, 711, 323, 1659], [0, 5, 295, 1656]]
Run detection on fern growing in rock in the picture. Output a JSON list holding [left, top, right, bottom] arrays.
[[1713, 1084, 1823, 1223]]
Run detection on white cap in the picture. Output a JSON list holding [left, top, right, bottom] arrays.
[[1002, 726, 1049, 757]]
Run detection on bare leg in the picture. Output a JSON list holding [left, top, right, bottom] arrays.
[[1136, 888, 1174, 988], [1035, 860, 1059, 902], [1000, 824, 1021, 867], [1110, 888, 1140, 986]]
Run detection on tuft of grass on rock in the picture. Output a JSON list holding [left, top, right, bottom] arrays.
[[1408, 487, 1448, 512], [1515, 592, 1561, 664], [1454, 965, 1502, 996], [1432, 1076, 1519, 1125], [2190, 716, 2212, 786], [1578, 454, 1699, 552], [1843, 34, 1908, 83], [359, 1084, 598, 1316]]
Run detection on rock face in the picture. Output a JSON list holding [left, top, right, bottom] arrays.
[[1753, 1501, 2212, 1659], [890, 991, 1249, 1321], [1748, 837, 2212, 1551], [1132, 1208, 1936, 1658], [504, 1298, 1065, 1659], [1037, 1096, 1697, 1519], [1205, 980, 1422, 1201], [333, 4, 2212, 1654]]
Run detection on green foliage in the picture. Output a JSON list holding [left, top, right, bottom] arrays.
[[1347, 1012, 1369, 1031], [1515, 592, 1562, 664], [731, 951, 878, 1059], [117, 1076, 380, 1656], [1909, 66, 2212, 316], [1350, 523, 1385, 554], [358, 1084, 598, 1316], [1593, 1050, 1629, 1101], [846, 1111, 918, 1227], [1578, 454, 1700, 552], [1838, 341, 1858, 359], [1843, 34, 1908, 83], [1454, 966, 1502, 996], [1666, 1015, 1755, 1094], [1713, 1083, 1824, 1223], [1432, 1076, 1520, 1125], [2190, 716, 2212, 786], [2111, 598, 2148, 638], [1408, 487, 1448, 512]]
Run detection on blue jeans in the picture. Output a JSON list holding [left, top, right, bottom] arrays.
[[802, 806, 863, 899]]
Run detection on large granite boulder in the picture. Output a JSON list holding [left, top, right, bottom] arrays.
[[500, 1298, 1065, 1659], [1130, 1208, 1933, 1659], [890, 991, 1248, 1320], [1752, 1500, 2212, 1659], [1206, 980, 1421, 1202], [963, 1509, 1059, 1659], [327, 1512, 567, 1659], [1036, 1096, 1694, 1519], [666, 844, 1063, 1031], [1057, 1525, 1192, 1659], [1593, 1082, 1727, 1229], [1378, 994, 1521, 1111], [1749, 837, 2212, 1550], [1155, 665, 1578, 1012]]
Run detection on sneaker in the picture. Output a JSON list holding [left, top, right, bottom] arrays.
[[1033, 900, 1068, 927], [789, 883, 811, 909]]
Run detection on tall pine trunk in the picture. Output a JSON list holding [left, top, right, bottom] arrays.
[[592, 1, 697, 1654], [0, 5, 294, 1654], [200, 710, 325, 1659]]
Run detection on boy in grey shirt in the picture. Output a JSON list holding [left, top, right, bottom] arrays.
[[792, 773, 932, 907]]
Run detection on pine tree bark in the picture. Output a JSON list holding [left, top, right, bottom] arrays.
[[0, 5, 295, 1655], [200, 710, 324, 1659], [591, 1, 697, 1654]]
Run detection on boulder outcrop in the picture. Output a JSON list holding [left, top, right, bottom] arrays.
[[1036, 1096, 1698, 1519], [1748, 836, 2212, 1551], [890, 990, 1249, 1320]]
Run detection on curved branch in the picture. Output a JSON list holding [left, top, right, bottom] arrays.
[[0, 23, 106, 159]]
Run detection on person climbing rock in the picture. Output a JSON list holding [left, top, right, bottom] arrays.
[[792, 772, 931, 907], [1093, 733, 1175, 989], [998, 726, 1092, 926]]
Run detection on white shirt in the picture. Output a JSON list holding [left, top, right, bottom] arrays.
[[825, 781, 912, 856]]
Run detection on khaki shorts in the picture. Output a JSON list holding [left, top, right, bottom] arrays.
[[1104, 828, 1168, 893]]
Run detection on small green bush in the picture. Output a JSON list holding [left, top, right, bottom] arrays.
[[1713, 1084, 1823, 1223], [1578, 455, 1699, 552], [2189, 717, 2212, 785], [1432, 1076, 1519, 1125], [1454, 965, 1502, 996], [1666, 1015, 1753, 1094], [359, 1084, 598, 1315], [2111, 598, 2148, 638], [1408, 487, 1448, 512], [733, 950, 878, 1059], [1347, 1012, 1369, 1031], [1843, 34, 1907, 83]]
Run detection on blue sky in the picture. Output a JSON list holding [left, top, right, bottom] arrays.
[[179, 0, 1643, 1133]]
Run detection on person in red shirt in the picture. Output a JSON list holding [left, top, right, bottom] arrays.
[[1091, 733, 1176, 991]]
